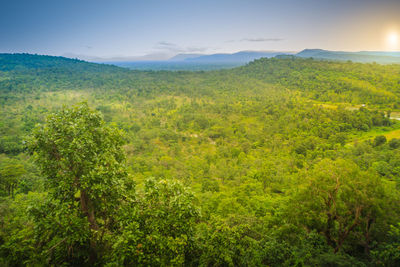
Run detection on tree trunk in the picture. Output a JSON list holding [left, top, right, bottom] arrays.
[[80, 189, 99, 263], [324, 215, 336, 248], [334, 207, 362, 253], [80, 189, 99, 231], [363, 218, 373, 255]]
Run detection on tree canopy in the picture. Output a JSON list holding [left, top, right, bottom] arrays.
[[1, 54, 400, 265]]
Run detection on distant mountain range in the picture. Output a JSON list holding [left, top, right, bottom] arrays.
[[171, 51, 291, 63], [60, 49, 400, 68], [168, 54, 204, 61], [63, 51, 292, 64], [296, 49, 400, 64]]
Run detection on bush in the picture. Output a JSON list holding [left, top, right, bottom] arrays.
[[373, 135, 387, 147]]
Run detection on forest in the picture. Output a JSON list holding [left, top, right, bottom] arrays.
[[1, 53, 400, 266]]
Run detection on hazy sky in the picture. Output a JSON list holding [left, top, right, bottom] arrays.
[[1, 0, 399, 59]]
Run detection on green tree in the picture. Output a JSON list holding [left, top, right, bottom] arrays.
[[0, 157, 26, 198], [373, 135, 387, 147], [28, 102, 129, 264], [289, 159, 395, 254], [111, 178, 199, 266], [372, 223, 400, 266], [0, 192, 46, 266], [389, 138, 400, 149]]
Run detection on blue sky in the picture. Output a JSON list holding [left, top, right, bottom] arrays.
[[1, 0, 399, 60]]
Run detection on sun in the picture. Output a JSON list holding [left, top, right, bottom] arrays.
[[386, 32, 399, 49]]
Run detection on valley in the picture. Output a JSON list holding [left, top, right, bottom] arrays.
[[1, 54, 400, 265]]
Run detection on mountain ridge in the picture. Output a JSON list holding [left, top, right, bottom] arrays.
[[296, 49, 400, 64], [180, 51, 291, 63]]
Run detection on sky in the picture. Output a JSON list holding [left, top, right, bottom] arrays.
[[1, 0, 399, 60]]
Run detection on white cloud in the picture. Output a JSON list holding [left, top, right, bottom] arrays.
[[154, 41, 209, 53], [226, 37, 284, 43]]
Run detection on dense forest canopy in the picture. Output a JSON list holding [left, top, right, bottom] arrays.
[[1, 54, 400, 266]]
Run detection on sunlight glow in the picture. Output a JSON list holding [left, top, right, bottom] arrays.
[[386, 32, 399, 50]]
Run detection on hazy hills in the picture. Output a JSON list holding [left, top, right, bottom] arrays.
[[168, 54, 204, 61], [174, 49, 400, 64], [297, 49, 400, 64], [107, 49, 400, 70], [108, 51, 292, 70], [3, 49, 400, 74], [174, 51, 291, 63], [58, 49, 400, 67]]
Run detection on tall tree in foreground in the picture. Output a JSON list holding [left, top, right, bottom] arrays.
[[289, 159, 399, 256], [28, 102, 129, 264]]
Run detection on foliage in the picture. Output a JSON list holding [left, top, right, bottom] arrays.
[[288, 159, 398, 255], [1, 54, 400, 265], [27, 103, 130, 264], [111, 178, 199, 266]]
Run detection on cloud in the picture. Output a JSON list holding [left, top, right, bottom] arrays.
[[226, 37, 284, 43], [156, 41, 177, 48], [154, 41, 209, 53], [242, 38, 284, 42]]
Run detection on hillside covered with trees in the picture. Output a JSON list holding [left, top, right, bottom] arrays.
[[1, 54, 400, 266]]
